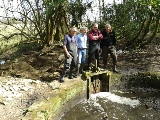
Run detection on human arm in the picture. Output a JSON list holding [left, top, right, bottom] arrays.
[[88, 30, 98, 41], [63, 35, 71, 58], [88, 30, 103, 41], [97, 30, 103, 40], [63, 45, 71, 58]]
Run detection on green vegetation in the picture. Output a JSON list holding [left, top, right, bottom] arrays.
[[0, 0, 159, 55], [23, 80, 86, 120], [128, 72, 160, 88], [110, 72, 160, 89]]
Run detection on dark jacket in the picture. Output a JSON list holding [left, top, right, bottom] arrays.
[[100, 30, 116, 48]]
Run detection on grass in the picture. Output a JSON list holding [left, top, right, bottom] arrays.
[[0, 24, 26, 54], [0, 24, 41, 60]]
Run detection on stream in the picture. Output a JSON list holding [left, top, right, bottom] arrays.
[[60, 90, 160, 120]]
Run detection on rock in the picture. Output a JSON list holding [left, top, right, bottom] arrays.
[[48, 81, 60, 90], [58, 54, 65, 61]]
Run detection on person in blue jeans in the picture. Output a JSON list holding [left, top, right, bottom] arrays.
[[76, 27, 88, 75]]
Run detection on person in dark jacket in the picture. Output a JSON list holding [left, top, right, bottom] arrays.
[[100, 24, 118, 72], [88, 23, 103, 68], [60, 27, 78, 82]]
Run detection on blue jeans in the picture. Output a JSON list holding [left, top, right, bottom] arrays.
[[78, 49, 86, 64]]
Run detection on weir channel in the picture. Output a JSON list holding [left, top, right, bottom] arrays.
[[23, 69, 160, 120], [60, 72, 160, 120], [22, 67, 112, 120]]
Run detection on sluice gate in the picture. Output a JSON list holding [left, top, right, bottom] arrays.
[[82, 60, 111, 99]]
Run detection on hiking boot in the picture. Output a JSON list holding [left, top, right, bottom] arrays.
[[113, 69, 119, 73], [69, 72, 74, 79], [113, 65, 119, 73], [73, 74, 77, 78], [60, 76, 65, 82], [69, 76, 73, 79]]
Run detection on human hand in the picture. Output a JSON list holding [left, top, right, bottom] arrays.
[[67, 53, 71, 58], [100, 49, 102, 54], [93, 36, 98, 40]]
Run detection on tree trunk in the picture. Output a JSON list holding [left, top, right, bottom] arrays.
[[140, 15, 160, 47], [139, 14, 153, 44], [45, 3, 69, 46]]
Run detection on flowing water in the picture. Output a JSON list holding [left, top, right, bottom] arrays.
[[60, 91, 160, 120]]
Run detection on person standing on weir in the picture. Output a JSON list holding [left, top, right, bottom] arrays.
[[87, 23, 103, 68], [76, 27, 88, 75], [100, 24, 118, 73]]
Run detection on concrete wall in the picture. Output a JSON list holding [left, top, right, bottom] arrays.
[[22, 79, 87, 120]]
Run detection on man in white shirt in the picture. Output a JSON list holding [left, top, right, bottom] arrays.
[[76, 27, 88, 75]]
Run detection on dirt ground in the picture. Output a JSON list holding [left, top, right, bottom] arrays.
[[0, 44, 159, 81], [0, 45, 65, 81], [0, 43, 159, 119]]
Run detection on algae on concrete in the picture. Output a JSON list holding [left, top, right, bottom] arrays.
[[22, 79, 86, 120]]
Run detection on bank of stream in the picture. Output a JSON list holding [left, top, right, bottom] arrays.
[[0, 44, 159, 119]]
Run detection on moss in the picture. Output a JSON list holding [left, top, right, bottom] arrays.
[[40, 110, 49, 120], [110, 73, 122, 85], [23, 80, 86, 120], [22, 72, 159, 120], [130, 72, 160, 88], [110, 72, 160, 90]]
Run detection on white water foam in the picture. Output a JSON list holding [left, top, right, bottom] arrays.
[[78, 92, 140, 119], [89, 92, 140, 108]]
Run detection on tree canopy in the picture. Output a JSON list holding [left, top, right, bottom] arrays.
[[0, 0, 159, 50]]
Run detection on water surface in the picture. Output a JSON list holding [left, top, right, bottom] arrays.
[[60, 91, 160, 120]]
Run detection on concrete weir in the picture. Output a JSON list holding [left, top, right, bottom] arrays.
[[22, 79, 87, 120], [22, 70, 111, 120], [22, 71, 160, 120]]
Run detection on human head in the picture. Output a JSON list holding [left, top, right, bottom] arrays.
[[80, 27, 87, 35], [92, 23, 98, 32], [70, 27, 77, 36], [105, 24, 112, 33]]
